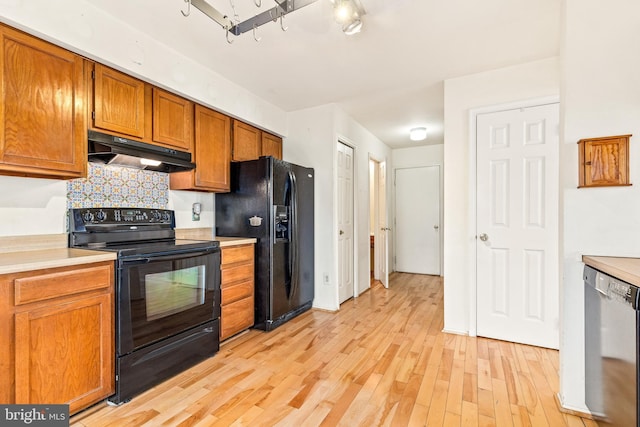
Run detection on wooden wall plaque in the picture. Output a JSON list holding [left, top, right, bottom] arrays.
[[578, 134, 632, 188]]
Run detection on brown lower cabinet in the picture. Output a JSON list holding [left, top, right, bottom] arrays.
[[220, 244, 255, 341], [0, 261, 114, 414]]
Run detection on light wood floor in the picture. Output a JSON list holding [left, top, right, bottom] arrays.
[[72, 273, 596, 426]]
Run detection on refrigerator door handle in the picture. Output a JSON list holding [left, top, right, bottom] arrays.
[[288, 170, 299, 300]]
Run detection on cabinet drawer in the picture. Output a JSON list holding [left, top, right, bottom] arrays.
[[222, 280, 253, 305], [221, 296, 254, 340], [221, 263, 253, 285], [221, 245, 254, 265], [14, 264, 112, 306]]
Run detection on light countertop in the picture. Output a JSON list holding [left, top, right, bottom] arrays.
[[0, 248, 117, 275], [582, 255, 640, 287], [215, 236, 257, 247]]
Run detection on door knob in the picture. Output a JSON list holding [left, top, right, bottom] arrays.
[[479, 233, 489, 241], [339, 230, 344, 235], [434, 225, 439, 230]]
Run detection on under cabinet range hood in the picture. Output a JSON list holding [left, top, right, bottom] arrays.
[[87, 130, 196, 173]]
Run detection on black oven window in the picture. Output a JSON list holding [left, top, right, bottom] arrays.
[[144, 265, 207, 321]]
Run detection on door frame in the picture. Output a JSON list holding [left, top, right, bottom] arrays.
[[335, 138, 358, 306], [467, 95, 560, 337]]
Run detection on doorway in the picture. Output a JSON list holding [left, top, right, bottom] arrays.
[[368, 157, 389, 288], [475, 102, 559, 349]]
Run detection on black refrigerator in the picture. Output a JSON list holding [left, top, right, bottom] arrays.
[[215, 156, 314, 331]]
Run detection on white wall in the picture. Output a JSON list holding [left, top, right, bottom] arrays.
[[334, 107, 393, 298], [0, 176, 68, 236], [392, 144, 444, 274], [559, 0, 640, 412], [0, 0, 288, 236], [286, 104, 392, 311], [286, 105, 336, 310], [442, 58, 560, 334]]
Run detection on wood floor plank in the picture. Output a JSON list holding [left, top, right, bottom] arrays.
[[69, 274, 592, 427]]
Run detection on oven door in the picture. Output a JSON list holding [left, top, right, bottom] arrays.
[[117, 247, 220, 355]]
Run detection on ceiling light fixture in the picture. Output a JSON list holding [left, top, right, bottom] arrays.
[[331, 0, 365, 35], [334, 0, 354, 23], [410, 127, 428, 141]]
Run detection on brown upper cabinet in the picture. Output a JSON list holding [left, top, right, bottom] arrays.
[[92, 63, 146, 139], [261, 132, 283, 159], [232, 120, 283, 161], [90, 64, 194, 154], [578, 134, 632, 188], [152, 87, 193, 152], [170, 106, 231, 192], [0, 24, 87, 179], [232, 120, 261, 161]]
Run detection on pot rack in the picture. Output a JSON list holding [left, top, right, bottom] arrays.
[[181, 0, 320, 43]]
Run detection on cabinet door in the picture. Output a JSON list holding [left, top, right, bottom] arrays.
[[152, 88, 193, 152], [14, 293, 113, 414], [0, 25, 86, 178], [261, 132, 283, 159], [93, 63, 145, 138], [233, 120, 261, 161], [170, 105, 231, 192], [220, 296, 254, 341], [579, 135, 631, 187]]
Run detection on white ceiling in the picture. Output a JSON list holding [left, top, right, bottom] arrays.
[[85, 0, 561, 148]]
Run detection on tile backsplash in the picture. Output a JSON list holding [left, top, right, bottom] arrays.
[[67, 163, 169, 209]]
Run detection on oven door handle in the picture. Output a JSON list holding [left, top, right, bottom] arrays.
[[120, 248, 217, 265]]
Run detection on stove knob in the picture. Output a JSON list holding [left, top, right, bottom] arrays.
[[83, 211, 94, 222], [161, 211, 170, 222], [96, 210, 106, 221], [152, 211, 162, 221]]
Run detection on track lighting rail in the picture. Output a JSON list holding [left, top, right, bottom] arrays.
[[186, 0, 319, 38]]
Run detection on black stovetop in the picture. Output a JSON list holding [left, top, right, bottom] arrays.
[[91, 238, 219, 258]]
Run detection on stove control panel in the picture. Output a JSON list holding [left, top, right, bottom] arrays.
[[69, 207, 174, 231]]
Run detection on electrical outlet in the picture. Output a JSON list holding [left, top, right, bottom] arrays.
[[192, 202, 201, 221], [323, 273, 330, 285]]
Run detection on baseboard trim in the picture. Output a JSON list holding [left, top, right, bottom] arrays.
[[441, 328, 469, 336], [554, 393, 595, 420]]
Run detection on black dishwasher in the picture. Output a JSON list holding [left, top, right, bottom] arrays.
[[584, 264, 639, 426]]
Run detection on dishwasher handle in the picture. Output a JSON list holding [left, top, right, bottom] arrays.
[[587, 267, 639, 309]]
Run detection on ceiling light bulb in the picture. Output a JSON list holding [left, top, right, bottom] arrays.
[[334, 0, 354, 24], [410, 127, 428, 141], [140, 158, 162, 167]]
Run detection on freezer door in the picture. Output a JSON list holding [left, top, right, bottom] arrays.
[[290, 163, 314, 308]]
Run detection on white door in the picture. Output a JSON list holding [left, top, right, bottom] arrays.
[[377, 160, 389, 288], [476, 102, 559, 349], [337, 142, 354, 303], [395, 166, 441, 275]]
